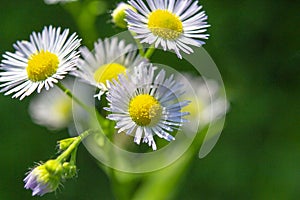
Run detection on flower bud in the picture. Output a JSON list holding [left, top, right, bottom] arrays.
[[62, 162, 77, 179], [58, 137, 76, 151], [111, 2, 136, 29], [24, 160, 63, 196]]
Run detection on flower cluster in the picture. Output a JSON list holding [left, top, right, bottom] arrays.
[[24, 131, 91, 196], [0, 0, 227, 197]]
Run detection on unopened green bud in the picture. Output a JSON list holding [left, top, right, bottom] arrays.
[[62, 162, 77, 179], [44, 159, 64, 175], [111, 2, 136, 29], [58, 137, 76, 151]]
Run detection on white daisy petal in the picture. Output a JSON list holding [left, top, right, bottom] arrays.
[[129, 0, 149, 16], [174, 0, 192, 16], [143, 127, 157, 150], [180, 2, 201, 21], [134, 126, 143, 144]]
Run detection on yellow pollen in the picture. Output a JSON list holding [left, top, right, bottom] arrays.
[[94, 63, 126, 84], [26, 51, 59, 82], [129, 94, 162, 126], [148, 9, 183, 40]]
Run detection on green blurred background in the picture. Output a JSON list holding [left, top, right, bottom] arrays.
[[0, 0, 299, 199]]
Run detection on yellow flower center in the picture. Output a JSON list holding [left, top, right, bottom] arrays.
[[26, 51, 59, 82], [129, 94, 162, 126], [148, 9, 183, 40], [94, 63, 126, 84]]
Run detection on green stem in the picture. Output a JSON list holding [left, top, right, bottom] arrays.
[[144, 44, 155, 59], [56, 130, 92, 163], [56, 82, 110, 136], [56, 82, 92, 113], [70, 147, 78, 165], [130, 32, 145, 57]]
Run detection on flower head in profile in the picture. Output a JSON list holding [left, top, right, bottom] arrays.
[[24, 160, 63, 196], [0, 26, 81, 100], [75, 37, 145, 99], [105, 63, 189, 150], [126, 0, 210, 59], [29, 79, 73, 130]]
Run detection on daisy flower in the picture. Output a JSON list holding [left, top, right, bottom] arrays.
[[126, 0, 210, 59], [105, 63, 189, 150], [0, 26, 81, 100], [75, 37, 145, 99]]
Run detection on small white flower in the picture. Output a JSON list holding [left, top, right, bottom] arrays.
[[44, 0, 77, 5], [105, 63, 189, 150], [126, 0, 210, 59], [75, 37, 145, 99], [0, 26, 81, 100], [29, 79, 73, 130]]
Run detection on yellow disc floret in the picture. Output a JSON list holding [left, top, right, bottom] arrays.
[[94, 63, 126, 85], [27, 51, 59, 82], [129, 94, 162, 126], [148, 9, 183, 40]]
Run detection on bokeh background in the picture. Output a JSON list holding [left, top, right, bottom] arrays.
[[0, 0, 299, 199]]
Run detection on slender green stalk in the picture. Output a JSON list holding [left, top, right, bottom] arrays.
[[144, 44, 156, 59], [130, 31, 145, 56], [56, 130, 92, 163], [56, 82, 110, 137], [70, 147, 78, 165], [137, 40, 145, 57], [56, 82, 92, 113]]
